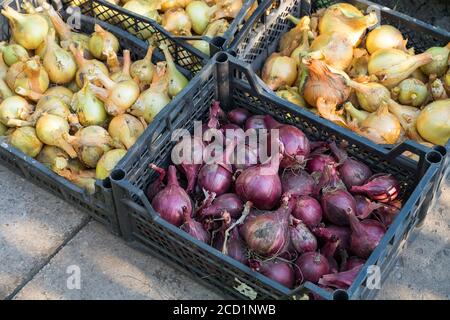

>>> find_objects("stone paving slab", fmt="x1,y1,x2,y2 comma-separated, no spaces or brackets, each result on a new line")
14,221,222,300
0,165,88,300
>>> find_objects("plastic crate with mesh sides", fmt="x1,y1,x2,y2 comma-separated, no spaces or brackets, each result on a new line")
110,53,444,300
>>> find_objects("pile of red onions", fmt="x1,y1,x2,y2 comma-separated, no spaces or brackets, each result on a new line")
145,101,402,296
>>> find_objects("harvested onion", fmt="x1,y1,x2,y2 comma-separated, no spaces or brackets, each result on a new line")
309,32,353,70
130,45,155,90
0,42,29,66
391,78,428,107
346,80,391,112
70,45,109,88
162,8,192,36
186,1,217,35
416,99,450,146
108,114,145,149
9,126,43,158
88,24,120,61
366,25,407,54
36,114,77,158
0,96,33,127
420,44,450,77
43,32,77,84
160,44,189,97
71,81,108,126
261,53,297,91
96,149,127,180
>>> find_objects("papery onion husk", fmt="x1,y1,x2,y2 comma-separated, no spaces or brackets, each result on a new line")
123,0,162,38
276,87,306,108
346,79,391,112
350,173,400,203
160,44,189,97
279,15,311,57
131,62,171,123
1,6,49,50
89,24,120,61
27,96,72,125
420,44,450,77
9,126,43,158
430,78,448,101
36,114,77,158
387,99,422,141
108,114,145,150
0,42,29,66
366,25,407,54
42,86,74,106
43,31,77,84
96,149,127,180
250,259,295,288
70,45,109,88
37,145,70,173
368,49,433,88
344,102,369,126
213,0,243,20
347,48,369,78
309,32,353,70
160,0,191,12
318,3,378,47
0,95,34,127
162,8,192,36
185,0,217,35
7,56,49,100
261,53,297,91
71,81,108,126
391,78,428,107
416,99,450,146
130,44,155,90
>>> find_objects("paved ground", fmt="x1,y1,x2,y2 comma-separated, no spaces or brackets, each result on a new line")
0,163,449,300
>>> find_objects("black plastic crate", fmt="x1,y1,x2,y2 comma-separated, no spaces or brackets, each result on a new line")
0,1,195,235
110,53,444,300
60,0,259,64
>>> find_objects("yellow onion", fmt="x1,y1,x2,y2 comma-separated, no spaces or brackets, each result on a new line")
27,96,72,125
70,45,109,88
420,44,450,77
276,87,306,108
391,78,428,107
186,1,217,35
9,126,43,158
309,32,353,70
387,99,422,141
71,81,108,126
316,97,349,128
43,32,77,84
42,2,91,57
96,149,127,180
0,122,8,135
0,96,33,127
131,62,171,123
0,42,29,66
160,0,191,12
213,0,243,20
88,24,120,61
160,44,189,97
162,8,192,36
93,0,120,23
58,163,97,194
279,15,311,57
189,19,229,56
344,101,369,125
21,0,53,30
110,50,133,82
430,78,448,101
444,70,450,95
1,6,48,50
417,99,450,145
108,114,145,149
368,49,433,88
410,68,428,83
319,3,378,47
0,79,13,101
346,79,391,112
130,45,155,89
261,53,297,91
37,145,70,173
351,103,402,144
347,48,369,78
88,69,140,116
123,0,162,39
366,25,407,54
36,114,77,158
303,59,350,107
67,125,114,168
42,86,74,106
0,52,7,80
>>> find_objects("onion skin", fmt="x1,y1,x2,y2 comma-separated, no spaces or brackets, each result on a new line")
9,126,43,158
281,169,315,197
295,252,330,284
347,80,391,113
108,114,145,150
420,44,450,77
227,108,250,126
350,173,399,203
43,86,74,106
172,136,204,193
162,8,192,36
339,158,372,189
0,96,33,127
88,24,120,61
290,219,318,254
261,53,297,91
152,165,192,227
71,82,108,126
313,225,351,250
130,45,155,90
197,163,233,196
321,188,357,226
181,208,210,244
292,195,323,228
354,195,382,219
306,154,336,174
276,87,306,108
244,115,267,131
235,154,282,210
96,149,127,180
250,260,295,288
416,99,450,146
318,265,363,289
0,43,29,66
43,32,76,84
36,114,77,158
309,32,353,70
366,25,407,54
392,78,428,107
348,213,385,259
197,193,244,220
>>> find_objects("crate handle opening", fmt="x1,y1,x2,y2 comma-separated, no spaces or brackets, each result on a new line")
110,169,126,182
332,289,349,300
432,145,447,158
425,151,443,165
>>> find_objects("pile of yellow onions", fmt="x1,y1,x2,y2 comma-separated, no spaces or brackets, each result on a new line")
0,3,190,193
260,2,450,147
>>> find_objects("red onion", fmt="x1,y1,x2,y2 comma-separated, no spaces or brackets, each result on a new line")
213,215,248,265
376,200,401,227
339,158,372,189
295,252,330,283
146,164,166,201
181,208,210,243
228,108,251,126
290,219,318,254
318,265,363,289
350,174,400,203
265,116,310,168
240,195,294,257
306,154,336,174
203,101,222,132
281,169,315,196
250,259,295,288
321,188,357,226
343,256,365,271
197,140,236,195
321,239,340,274
313,225,351,250
232,144,259,171
198,193,244,220
244,115,267,131
235,153,282,210
292,195,323,227
174,136,205,193
355,195,382,219
348,213,386,259
151,165,192,226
